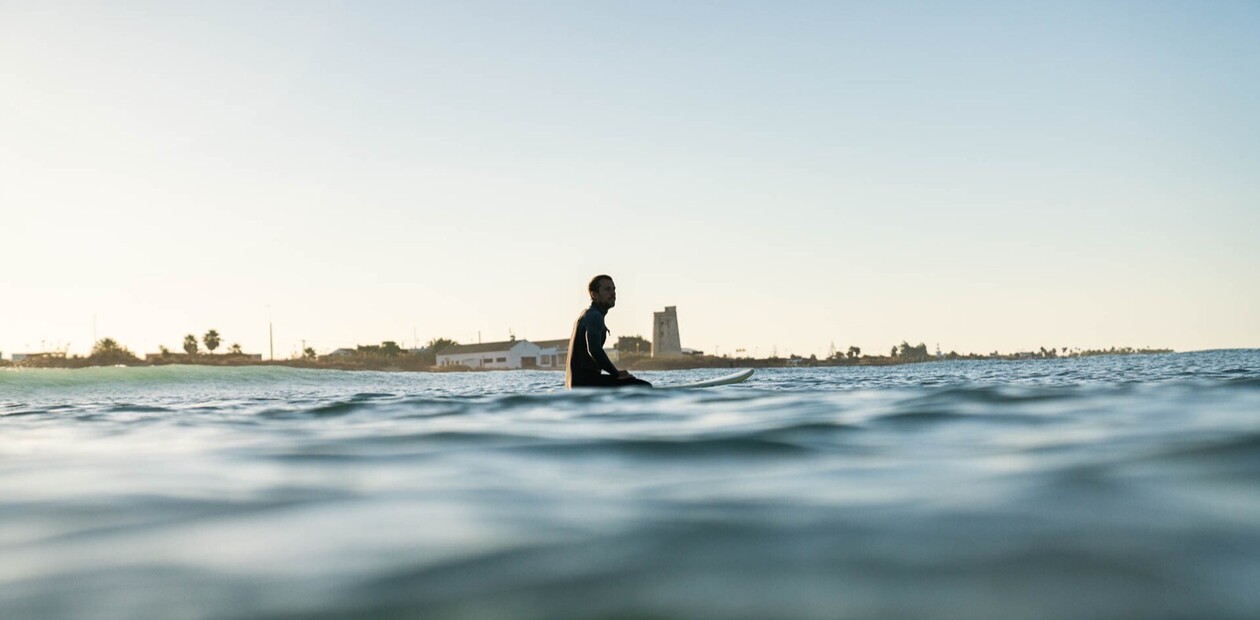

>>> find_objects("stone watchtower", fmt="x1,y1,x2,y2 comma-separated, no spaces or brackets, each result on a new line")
652,306,682,357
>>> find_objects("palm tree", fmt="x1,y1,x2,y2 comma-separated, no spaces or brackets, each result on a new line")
847,346,861,359
228,343,243,355
427,337,458,354
92,338,123,356
183,334,199,356
204,330,221,354
90,338,137,364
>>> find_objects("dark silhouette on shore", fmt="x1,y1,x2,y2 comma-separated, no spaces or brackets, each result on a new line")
3,333,1173,372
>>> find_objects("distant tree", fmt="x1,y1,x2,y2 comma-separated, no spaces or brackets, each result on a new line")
159,345,171,357
380,341,402,356
228,343,243,355
183,334,199,355
895,341,928,360
847,346,861,359
303,347,317,360
615,335,651,355
91,338,123,356
90,338,138,364
890,346,897,357
203,329,221,354
411,338,458,366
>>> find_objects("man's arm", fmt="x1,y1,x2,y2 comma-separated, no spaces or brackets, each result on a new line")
583,312,621,376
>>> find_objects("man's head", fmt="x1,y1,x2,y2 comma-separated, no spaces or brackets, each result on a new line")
588,274,616,309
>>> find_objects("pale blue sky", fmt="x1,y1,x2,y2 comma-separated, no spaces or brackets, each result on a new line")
3,1,1257,359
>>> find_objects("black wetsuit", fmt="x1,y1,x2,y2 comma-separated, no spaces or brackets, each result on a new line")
566,303,652,389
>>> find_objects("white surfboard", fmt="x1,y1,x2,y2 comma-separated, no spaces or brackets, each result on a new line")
660,368,755,388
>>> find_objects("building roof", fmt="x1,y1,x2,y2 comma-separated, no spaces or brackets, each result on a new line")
532,339,569,350
437,340,532,356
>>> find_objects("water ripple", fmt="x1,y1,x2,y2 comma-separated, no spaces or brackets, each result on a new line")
2,350,1259,619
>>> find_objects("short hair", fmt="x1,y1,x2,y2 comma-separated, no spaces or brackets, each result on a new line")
588,274,612,296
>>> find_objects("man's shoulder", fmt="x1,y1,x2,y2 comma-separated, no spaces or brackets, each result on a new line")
579,306,604,322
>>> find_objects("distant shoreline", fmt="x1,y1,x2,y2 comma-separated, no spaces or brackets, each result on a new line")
1,347,1177,372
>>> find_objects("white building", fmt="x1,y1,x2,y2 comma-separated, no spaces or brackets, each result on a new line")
532,339,569,370
434,338,620,370
11,352,66,362
436,339,543,370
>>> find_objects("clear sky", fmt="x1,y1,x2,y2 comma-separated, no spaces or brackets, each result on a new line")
3,1,1258,360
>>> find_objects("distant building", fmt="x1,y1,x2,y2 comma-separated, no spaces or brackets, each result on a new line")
11,352,67,362
436,339,543,369
532,339,569,370
325,348,357,358
652,306,682,357
428,337,619,370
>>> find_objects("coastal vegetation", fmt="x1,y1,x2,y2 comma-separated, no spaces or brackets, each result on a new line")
614,335,652,356
204,330,221,354
88,338,142,365
596,339,1172,371
2,333,1174,372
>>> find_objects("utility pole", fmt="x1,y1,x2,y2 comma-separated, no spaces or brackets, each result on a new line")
267,305,274,361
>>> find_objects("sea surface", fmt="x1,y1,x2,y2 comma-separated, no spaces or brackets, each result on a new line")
3,350,1259,620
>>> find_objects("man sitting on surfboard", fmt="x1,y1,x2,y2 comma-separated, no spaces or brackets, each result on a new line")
566,275,652,389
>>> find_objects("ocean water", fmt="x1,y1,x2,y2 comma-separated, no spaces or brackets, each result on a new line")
2,350,1259,620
